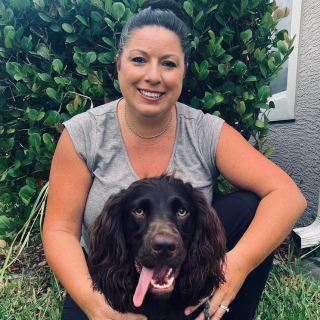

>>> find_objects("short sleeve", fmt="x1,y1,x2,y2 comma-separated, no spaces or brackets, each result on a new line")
196,113,225,177
63,111,96,174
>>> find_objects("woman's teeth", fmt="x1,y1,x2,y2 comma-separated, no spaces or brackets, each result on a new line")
139,89,163,98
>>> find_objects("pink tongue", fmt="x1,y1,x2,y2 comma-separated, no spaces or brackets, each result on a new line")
133,267,155,307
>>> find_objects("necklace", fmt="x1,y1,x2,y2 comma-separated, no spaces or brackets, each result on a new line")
124,102,173,139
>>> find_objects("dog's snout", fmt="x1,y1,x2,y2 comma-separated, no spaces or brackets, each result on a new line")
151,234,177,257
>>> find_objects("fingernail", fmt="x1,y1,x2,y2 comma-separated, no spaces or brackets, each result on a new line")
185,309,191,316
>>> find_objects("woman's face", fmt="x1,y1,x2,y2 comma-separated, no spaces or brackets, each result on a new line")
117,26,186,118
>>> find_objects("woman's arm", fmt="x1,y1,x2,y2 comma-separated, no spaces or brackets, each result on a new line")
215,123,306,270
43,129,146,320
185,123,307,320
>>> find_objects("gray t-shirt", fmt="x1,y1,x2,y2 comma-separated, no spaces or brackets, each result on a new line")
63,98,225,252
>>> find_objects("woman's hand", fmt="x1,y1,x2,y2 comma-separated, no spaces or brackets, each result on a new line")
184,250,251,320
87,291,147,320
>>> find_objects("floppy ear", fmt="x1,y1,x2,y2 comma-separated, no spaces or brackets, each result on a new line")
87,190,135,313
179,188,226,305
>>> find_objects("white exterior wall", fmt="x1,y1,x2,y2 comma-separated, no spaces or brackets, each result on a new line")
265,0,320,226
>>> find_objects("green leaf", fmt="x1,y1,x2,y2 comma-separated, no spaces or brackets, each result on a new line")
111,2,126,20
52,59,63,73
66,35,79,43
38,73,51,82
13,217,25,226
215,14,225,26
114,79,121,93
76,15,88,26
0,215,10,229
263,147,274,157
43,133,52,146
277,40,288,55
26,177,37,188
62,23,75,33
255,120,265,128
88,71,102,85
237,101,245,115
183,2,193,16
240,29,252,42
21,36,32,51
268,60,277,72
202,94,215,110
82,79,90,93
190,96,199,109
194,10,203,25
236,61,247,76
206,4,218,14
214,95,224,103
254,103,269,109
260,64,267,78
254,48,260,60
37,43,50,59
269,101,275,109
274,51,281,64
104,18,114,30
5,37,12,48
7,30,15,40
267,74,278,82
219,54,233,63
218,64,226,75
85,52,97,64
258,86,271,101
1,193,11,204
102,37,115,47
91,11,102,22
43,116,55,126
50,24,62,32
28,133,41,147
19,185,36,206
222,81,235,94
38,12,53,22
0,159,8,171
244,76,257,82
105,0,112,14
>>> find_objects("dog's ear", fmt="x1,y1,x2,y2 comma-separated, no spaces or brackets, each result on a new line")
87,190,134,313
180,188,226,305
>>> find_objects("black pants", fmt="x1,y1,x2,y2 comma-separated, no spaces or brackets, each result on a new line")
61,191,274,320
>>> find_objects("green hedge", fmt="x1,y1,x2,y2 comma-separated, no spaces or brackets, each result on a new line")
0,0,294,240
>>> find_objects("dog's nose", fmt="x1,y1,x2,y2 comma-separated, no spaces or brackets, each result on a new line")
151,234,177,257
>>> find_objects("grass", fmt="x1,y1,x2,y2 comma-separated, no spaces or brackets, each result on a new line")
0,267,64,320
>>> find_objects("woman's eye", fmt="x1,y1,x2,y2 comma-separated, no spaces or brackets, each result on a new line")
132,57,145,64
134,208,144,216
178,208,187,217
163,61,177,68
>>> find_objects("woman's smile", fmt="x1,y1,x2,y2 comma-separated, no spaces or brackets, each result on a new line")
116,25,186,119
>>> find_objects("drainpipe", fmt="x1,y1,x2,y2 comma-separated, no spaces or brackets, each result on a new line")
292,191,320,249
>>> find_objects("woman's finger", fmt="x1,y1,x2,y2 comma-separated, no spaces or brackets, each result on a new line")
210,305,227,320
184,297,208,316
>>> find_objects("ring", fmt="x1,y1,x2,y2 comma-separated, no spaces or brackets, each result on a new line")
219,305,230,312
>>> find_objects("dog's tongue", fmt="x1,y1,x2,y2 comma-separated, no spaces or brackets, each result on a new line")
133,266,155,307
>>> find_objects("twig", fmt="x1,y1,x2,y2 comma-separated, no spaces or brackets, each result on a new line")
9,87,15,101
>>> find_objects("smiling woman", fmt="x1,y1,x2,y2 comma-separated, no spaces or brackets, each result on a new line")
42,0,307,320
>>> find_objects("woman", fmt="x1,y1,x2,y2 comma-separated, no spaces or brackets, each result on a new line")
43,1,307,319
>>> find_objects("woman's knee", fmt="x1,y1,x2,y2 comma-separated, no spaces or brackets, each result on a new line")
212,191,261,250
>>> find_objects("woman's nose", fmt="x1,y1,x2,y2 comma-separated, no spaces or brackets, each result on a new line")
144,62,161,85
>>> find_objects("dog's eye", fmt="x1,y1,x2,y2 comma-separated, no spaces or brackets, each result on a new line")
178,208,187,217
134,208,144,216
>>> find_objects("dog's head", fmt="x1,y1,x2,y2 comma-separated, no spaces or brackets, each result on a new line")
88,174,226,313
